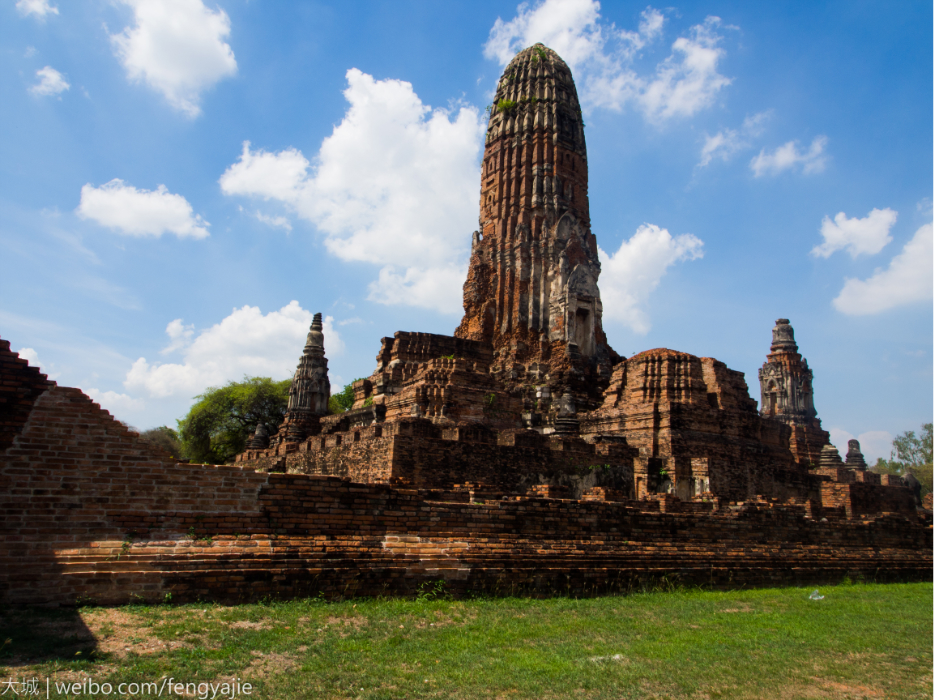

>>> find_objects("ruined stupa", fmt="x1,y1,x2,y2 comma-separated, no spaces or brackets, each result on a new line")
758,318,828,466
273,312,330,445
455,43,618,409
845,439,868,469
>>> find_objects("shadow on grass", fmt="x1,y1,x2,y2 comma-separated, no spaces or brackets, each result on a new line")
0,606,101,668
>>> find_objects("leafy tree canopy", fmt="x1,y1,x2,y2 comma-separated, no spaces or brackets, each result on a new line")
139,426,184,461
328,378,363,414
177,376,291,464
871,422,932,495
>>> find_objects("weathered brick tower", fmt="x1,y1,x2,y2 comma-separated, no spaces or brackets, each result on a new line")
275,312,330,444
758,318,828,466
455,44,618,407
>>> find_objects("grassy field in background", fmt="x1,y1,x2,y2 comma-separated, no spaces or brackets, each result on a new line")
1,582,930,699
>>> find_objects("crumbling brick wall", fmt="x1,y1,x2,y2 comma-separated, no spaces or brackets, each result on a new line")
0,339,54,451
1,347,928,607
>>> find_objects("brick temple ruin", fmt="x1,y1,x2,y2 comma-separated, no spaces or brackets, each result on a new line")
1,45,929,606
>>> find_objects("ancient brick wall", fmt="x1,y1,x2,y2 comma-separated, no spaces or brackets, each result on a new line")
4,465,929,606
2,363,928,608
0,339,54,451
240,418,636,498
820,480,915,518
0,386,268,547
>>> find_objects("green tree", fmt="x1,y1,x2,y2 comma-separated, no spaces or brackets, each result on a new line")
139,426,184,460
871,422,933,495
177,377,291,464
328,378,363,414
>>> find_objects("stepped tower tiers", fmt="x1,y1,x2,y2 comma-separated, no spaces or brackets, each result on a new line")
275,312,330,444
758,319,828,466
455,44,618,406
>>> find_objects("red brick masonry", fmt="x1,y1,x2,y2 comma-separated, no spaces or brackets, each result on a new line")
1,340,930,606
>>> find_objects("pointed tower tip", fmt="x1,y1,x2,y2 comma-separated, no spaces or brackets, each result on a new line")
311,312,323,331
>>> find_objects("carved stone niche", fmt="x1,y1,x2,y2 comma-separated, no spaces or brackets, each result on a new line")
564,265,599,357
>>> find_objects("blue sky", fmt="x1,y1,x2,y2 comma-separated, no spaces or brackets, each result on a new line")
1,0,930,462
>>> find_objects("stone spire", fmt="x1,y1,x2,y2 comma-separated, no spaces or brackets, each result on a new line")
248,422,269,450
758,319,817,425
844,439,868,470
281,312,330,442
819,443,844,469
455,43,617,400
758,318,829,468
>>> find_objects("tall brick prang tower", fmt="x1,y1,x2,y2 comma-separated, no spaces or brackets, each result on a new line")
758,318,828,466
759,319,816,423
455,44,618,405
278,312,330,444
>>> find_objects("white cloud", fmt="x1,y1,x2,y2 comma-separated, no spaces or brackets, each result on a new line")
484,2,732,121
220,69,485,313
750,136,827,177
16,0,58,18
812,208,897,259
77,179,210,239
29,66,69,96
160,318,194,354
18,347,40,367
254,211,292,232
487,0,625,67
828,427,893,465
638,17,732,120
598,224,704,333
110,0,237,118
832,223,933,315
124,301,343,399
86,388,145,415
367,263,467,313
698,111,769,167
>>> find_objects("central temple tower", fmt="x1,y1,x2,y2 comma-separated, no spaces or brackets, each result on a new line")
455,44,617,403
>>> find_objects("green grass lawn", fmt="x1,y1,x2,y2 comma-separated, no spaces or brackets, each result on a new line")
1,582,930,699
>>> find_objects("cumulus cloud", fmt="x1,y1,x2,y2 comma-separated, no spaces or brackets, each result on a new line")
812,208,896,259
698,111,769,167
86,388,145,415
110,0,237,117
367,263,467,313
832,223,933,315
18,347,41,367
16,0,58,18
77,179,209,239
220,69,484,313
598,224,704,333
485,1,732,120
750,136,827,177
125,301,343,399
29,66,70,96
160,318,194,354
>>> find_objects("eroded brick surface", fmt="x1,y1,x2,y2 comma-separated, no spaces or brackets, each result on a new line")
1,349,929,606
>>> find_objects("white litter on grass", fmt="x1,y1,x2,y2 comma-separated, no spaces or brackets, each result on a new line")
590,654,625,663
809,590,825,600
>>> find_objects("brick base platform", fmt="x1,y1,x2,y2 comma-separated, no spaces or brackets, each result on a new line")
0,341,927,606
